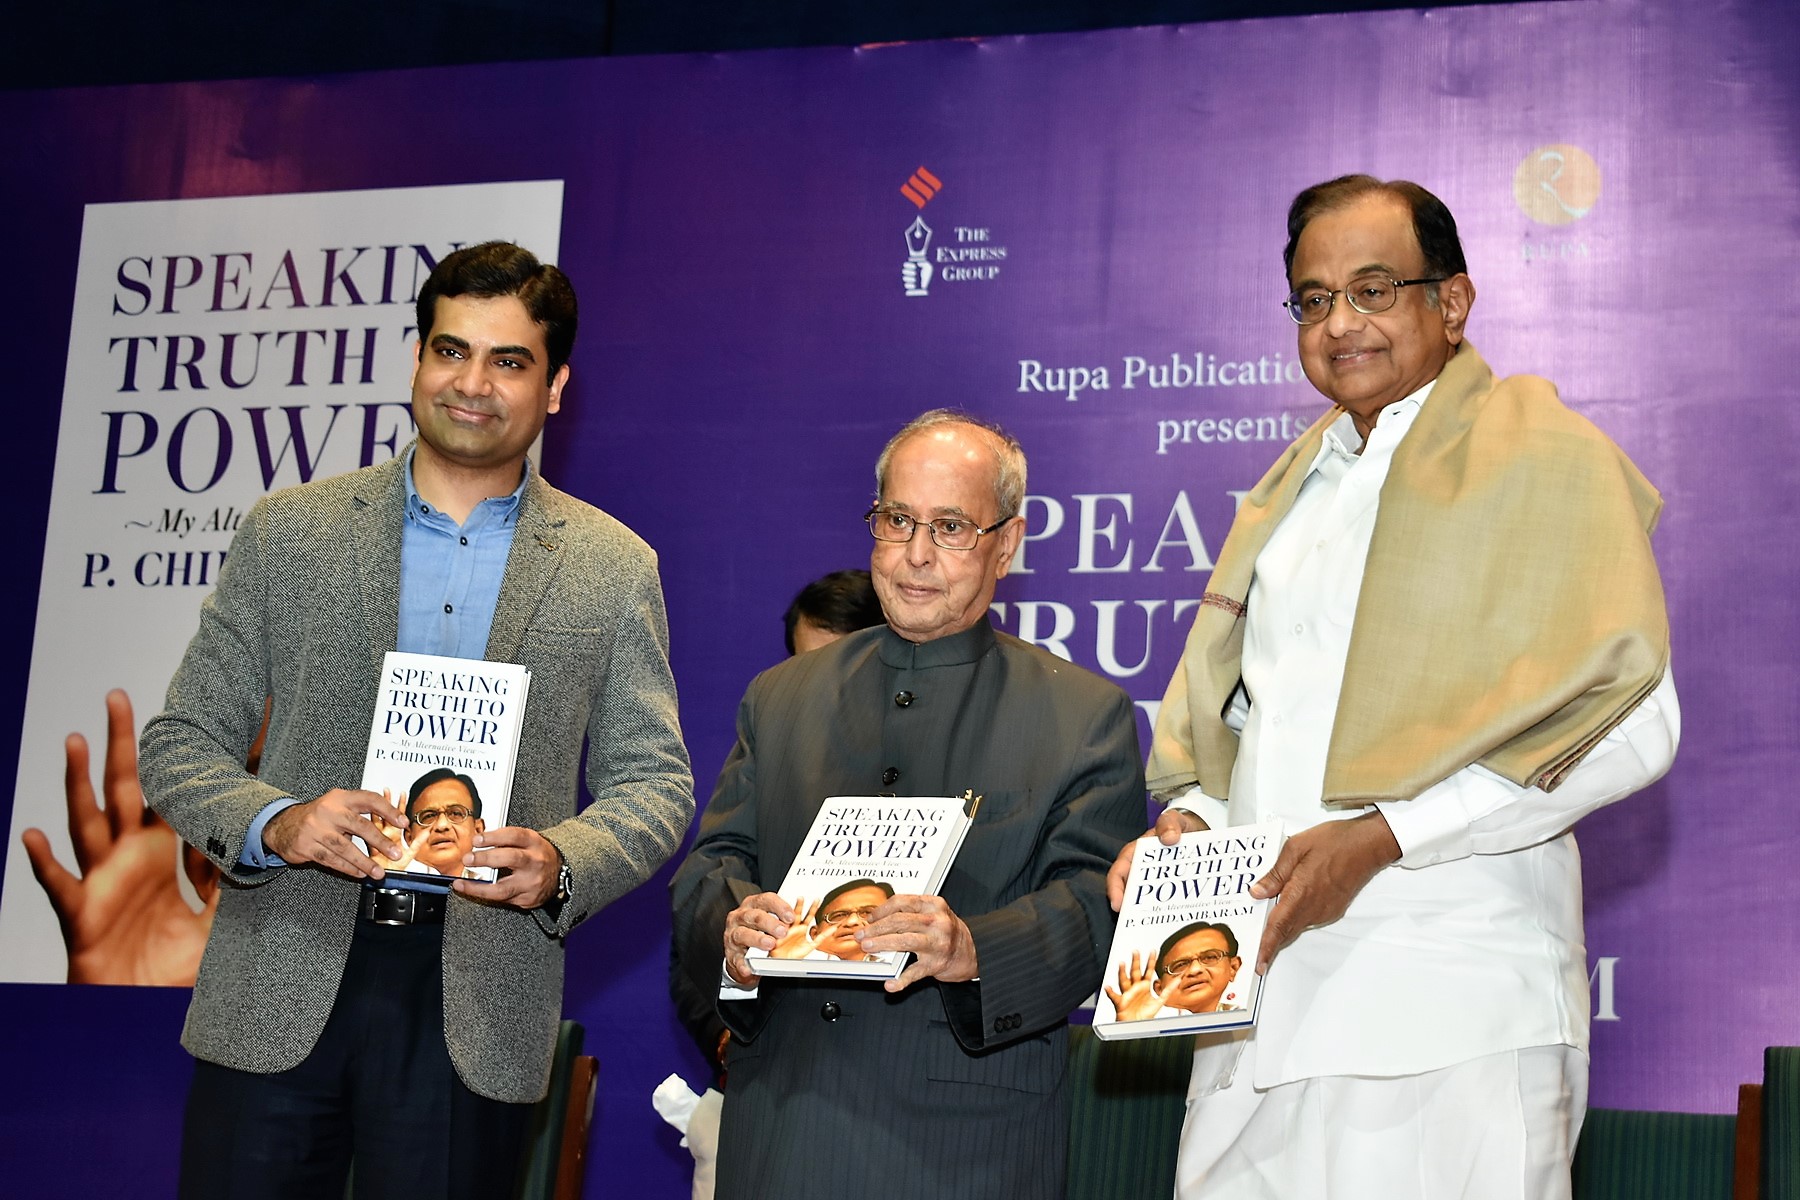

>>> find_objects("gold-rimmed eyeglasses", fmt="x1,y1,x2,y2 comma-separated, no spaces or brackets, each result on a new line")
865,507,1009,551
1283,274,1445,326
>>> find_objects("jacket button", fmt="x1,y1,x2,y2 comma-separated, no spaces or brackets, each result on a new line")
881,767,899,786
894,691,914,707
820,1002,841,1022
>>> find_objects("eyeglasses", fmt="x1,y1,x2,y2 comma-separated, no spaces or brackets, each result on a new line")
821,906,880,925
414,805,473,825
1283,274,1446,326
1159,949,1235,976
866,507,1009,551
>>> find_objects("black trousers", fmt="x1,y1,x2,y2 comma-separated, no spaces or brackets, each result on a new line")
178,918,532,1200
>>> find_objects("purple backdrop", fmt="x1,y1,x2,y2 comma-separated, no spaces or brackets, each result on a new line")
4,0,1798,1193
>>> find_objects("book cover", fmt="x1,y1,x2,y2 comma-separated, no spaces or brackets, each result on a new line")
747,793,979,981
355,651,531,886
1092,819,1285,1040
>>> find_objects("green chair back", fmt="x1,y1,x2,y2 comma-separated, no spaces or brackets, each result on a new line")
515,1020,587,1200
1765,1046,1800,1200
1573,1107,1737,1200
1065,1025,1191,1200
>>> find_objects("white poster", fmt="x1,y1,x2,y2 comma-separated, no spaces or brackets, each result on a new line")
0,181,564,983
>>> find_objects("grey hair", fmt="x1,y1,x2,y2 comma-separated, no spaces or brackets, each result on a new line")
873,409,1027,522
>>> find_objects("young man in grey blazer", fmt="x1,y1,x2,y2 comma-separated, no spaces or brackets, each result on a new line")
141,242,693,1199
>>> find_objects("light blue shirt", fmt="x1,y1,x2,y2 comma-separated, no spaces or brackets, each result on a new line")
395,452,525,659
239,449,528,871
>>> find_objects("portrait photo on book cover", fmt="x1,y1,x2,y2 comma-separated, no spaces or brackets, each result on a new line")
368,767,490,882
1105,920,1249,1021
768,878,895,962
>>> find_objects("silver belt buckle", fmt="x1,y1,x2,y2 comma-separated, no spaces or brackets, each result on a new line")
372,887,413,925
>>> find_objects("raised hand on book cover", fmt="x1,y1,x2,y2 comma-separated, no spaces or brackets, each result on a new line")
723,891,809,985
768,897,826,959
1104,950,1165,1022
22,688,221,986
373,794,429,873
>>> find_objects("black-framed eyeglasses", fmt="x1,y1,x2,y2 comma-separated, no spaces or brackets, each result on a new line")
865,506,1010,551
414,805,473,826
1159,949,1235,976
1283,274,1446,326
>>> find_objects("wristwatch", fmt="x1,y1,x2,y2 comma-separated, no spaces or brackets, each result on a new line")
542,858,574,921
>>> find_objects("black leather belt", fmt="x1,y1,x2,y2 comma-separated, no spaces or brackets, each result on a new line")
359,887,448,925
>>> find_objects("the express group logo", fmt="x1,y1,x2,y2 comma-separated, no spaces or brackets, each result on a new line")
904,216,934,296
894,164,1008,298
901,166,943,209
1513,144,1602,265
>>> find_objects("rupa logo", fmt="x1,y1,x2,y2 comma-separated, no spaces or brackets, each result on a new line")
1514,144,1602,266
1513,144,1601,225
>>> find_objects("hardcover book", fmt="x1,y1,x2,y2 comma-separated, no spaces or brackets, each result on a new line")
354,651,531,886
1092,819,1285,1040
746,793,980,981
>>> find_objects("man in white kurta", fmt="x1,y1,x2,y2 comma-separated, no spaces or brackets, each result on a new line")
1117,176,1678,1200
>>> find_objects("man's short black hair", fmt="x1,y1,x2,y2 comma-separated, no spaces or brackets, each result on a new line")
1282,175,1468,292
405,767,483,820
1155,920,1240,975
415,241,578,380
812,878,894,929
783,569,885,656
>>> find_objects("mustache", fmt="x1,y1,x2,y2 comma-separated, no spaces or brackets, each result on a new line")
437,396,500,417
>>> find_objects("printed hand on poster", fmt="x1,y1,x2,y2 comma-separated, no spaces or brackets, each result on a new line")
20,689,223,986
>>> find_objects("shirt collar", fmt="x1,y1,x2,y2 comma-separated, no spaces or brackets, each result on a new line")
1310,375,1440,472
877,616,998,669
403,446,531,524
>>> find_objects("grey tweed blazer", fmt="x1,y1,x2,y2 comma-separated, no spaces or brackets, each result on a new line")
140,450,693,1103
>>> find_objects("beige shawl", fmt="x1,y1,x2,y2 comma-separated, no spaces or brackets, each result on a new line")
1147,344,1668,806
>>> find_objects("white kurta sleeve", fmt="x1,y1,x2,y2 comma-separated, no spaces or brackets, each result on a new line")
1376,667,1680,868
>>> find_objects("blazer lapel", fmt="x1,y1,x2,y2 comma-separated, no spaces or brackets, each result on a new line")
486,473,567,664
350,456,406,670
